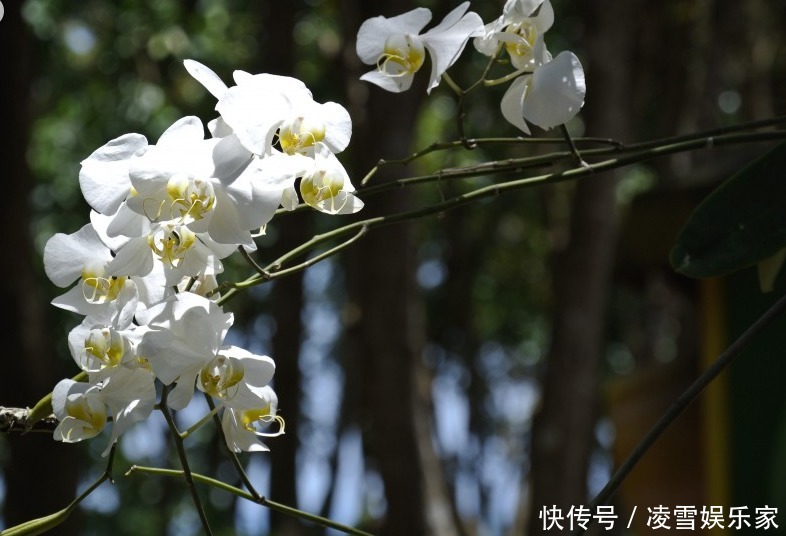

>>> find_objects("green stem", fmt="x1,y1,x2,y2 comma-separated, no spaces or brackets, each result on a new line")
159,385,214,536
560,124,588,167
440,72,463,96
218,223,369,304
219,129,786,300
356,114,785,188
204,394,262,500
179,403,221,439
441,72,477,150
465,46,504,92
483,67,531,86
126,465,376,536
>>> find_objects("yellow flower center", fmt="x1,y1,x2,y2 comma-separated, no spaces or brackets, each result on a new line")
504,20,539,66
147,223,196,268
84,327,125,369
166,175,216,223
62,396,107,441
278,116,326,154
238,406,286,437
200,354,245,400
300,169,345,207
81,261,128,304
377,34,425,76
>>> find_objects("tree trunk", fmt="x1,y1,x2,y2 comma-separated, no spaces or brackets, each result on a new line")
0,3,80,532
525,1,636,533
248,3,309,533
340,0,428,533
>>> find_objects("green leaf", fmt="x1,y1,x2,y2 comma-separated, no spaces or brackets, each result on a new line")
670,142,786,278
0,506,73,536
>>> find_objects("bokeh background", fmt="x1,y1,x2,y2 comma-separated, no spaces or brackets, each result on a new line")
2,0,786,535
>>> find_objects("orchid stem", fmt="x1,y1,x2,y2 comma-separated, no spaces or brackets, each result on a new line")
126,465,376,536
561,124,589,168
159,384,214,536
180,403,222,439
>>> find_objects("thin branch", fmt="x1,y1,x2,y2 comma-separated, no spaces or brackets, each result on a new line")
561,123,589,168
358,125,786,199
441,72,476,150
359,137,624,186
0,406,59,433
218,129,786,302
159,384,214,536
204,393,262,501
218,223,369,304
126,465,376,536
357,114,786,190
575,291,786,535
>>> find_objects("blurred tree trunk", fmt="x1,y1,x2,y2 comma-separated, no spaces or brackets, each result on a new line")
250,2,309,534
524,1,636,533
0,3,80,532
339,0,430,534
268,215,309,536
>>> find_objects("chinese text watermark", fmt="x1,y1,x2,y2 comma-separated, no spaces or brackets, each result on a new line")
539,505,779,531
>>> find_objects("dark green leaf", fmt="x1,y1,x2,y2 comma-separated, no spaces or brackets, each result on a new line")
670,142,786,278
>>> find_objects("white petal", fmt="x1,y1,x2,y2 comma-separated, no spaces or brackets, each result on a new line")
108,238,154,278
183,59,229,100
423,6,484,93
319,191,365,215
356,7,433,65
44,224,112,287
79,133,148,215
216,87,290,155
522,51,586,130
208,116,234,138
504,0,545,20
101,367,156,454
105,201,150,239
532,0,555,34
321,102,352,154
500,75,532,134
359,69,415,93
52,379,78,419
242,152,312,191
473,19,506,56
156,116,205,148
206,187,255,248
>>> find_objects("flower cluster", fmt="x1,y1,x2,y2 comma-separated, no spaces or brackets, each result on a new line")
43,60,362,455
40,0,585,460
357,0,586,134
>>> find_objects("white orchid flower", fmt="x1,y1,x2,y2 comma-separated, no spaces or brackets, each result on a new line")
474,0,555,71
198,346,276,409
66,298,146,376
356,1,484,93
52,379,107,443
135,293,234,410
44,221,140,319
106,218,234,287
300,143,364,215
123,116,286,249
221,386,283,453
52,366,156,456
500,50,585,134
185,59,352,157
